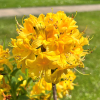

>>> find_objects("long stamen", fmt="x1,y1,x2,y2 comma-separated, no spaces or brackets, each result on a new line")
74,68,89,75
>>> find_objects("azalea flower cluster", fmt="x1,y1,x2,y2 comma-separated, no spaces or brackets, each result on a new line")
30,69,76,100
0,45,11,99
11,11,89,84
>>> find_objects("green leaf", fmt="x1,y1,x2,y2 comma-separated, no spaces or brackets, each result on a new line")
3,35,6,50
26,77,32,87
0,71,8,75
17,95,30,100
20,86,27,95
15,80,24,90
10,77,16,90
10,68,19,77
45,90,51,94
3,64,11,73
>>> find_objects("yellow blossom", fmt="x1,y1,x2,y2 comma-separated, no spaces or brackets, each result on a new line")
20,80,27,87
30,69,76,99
0,75,3,81
0,45,13,70
11,11,90,84
18,75,23,81
30,78,52,100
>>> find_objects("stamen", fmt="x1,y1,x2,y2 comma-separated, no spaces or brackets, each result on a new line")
74,68,89,75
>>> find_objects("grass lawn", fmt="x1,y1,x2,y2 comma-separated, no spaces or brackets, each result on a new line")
0,0,100,8
0,11,100,100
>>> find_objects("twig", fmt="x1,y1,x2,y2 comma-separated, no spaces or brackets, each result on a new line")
51,70,57,100
52,83,57,100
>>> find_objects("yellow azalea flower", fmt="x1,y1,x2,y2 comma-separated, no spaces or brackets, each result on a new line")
0,89,3,94
30,78,52,100
11,11,90,84
0,45,13,70
56,69,76,98
18,76,27,87
0,75,3,81
30,70,76,99
0,67,4,71
44,67,75,84
0,78,11,93
56,11,78,33
11,38,37,72
18,75,23,81
20,80,27,87
26,52,60,79
44,69,63,84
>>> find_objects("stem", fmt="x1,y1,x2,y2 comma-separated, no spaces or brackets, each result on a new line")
13,92,16,100
52,83,57,100
51,70,57,100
